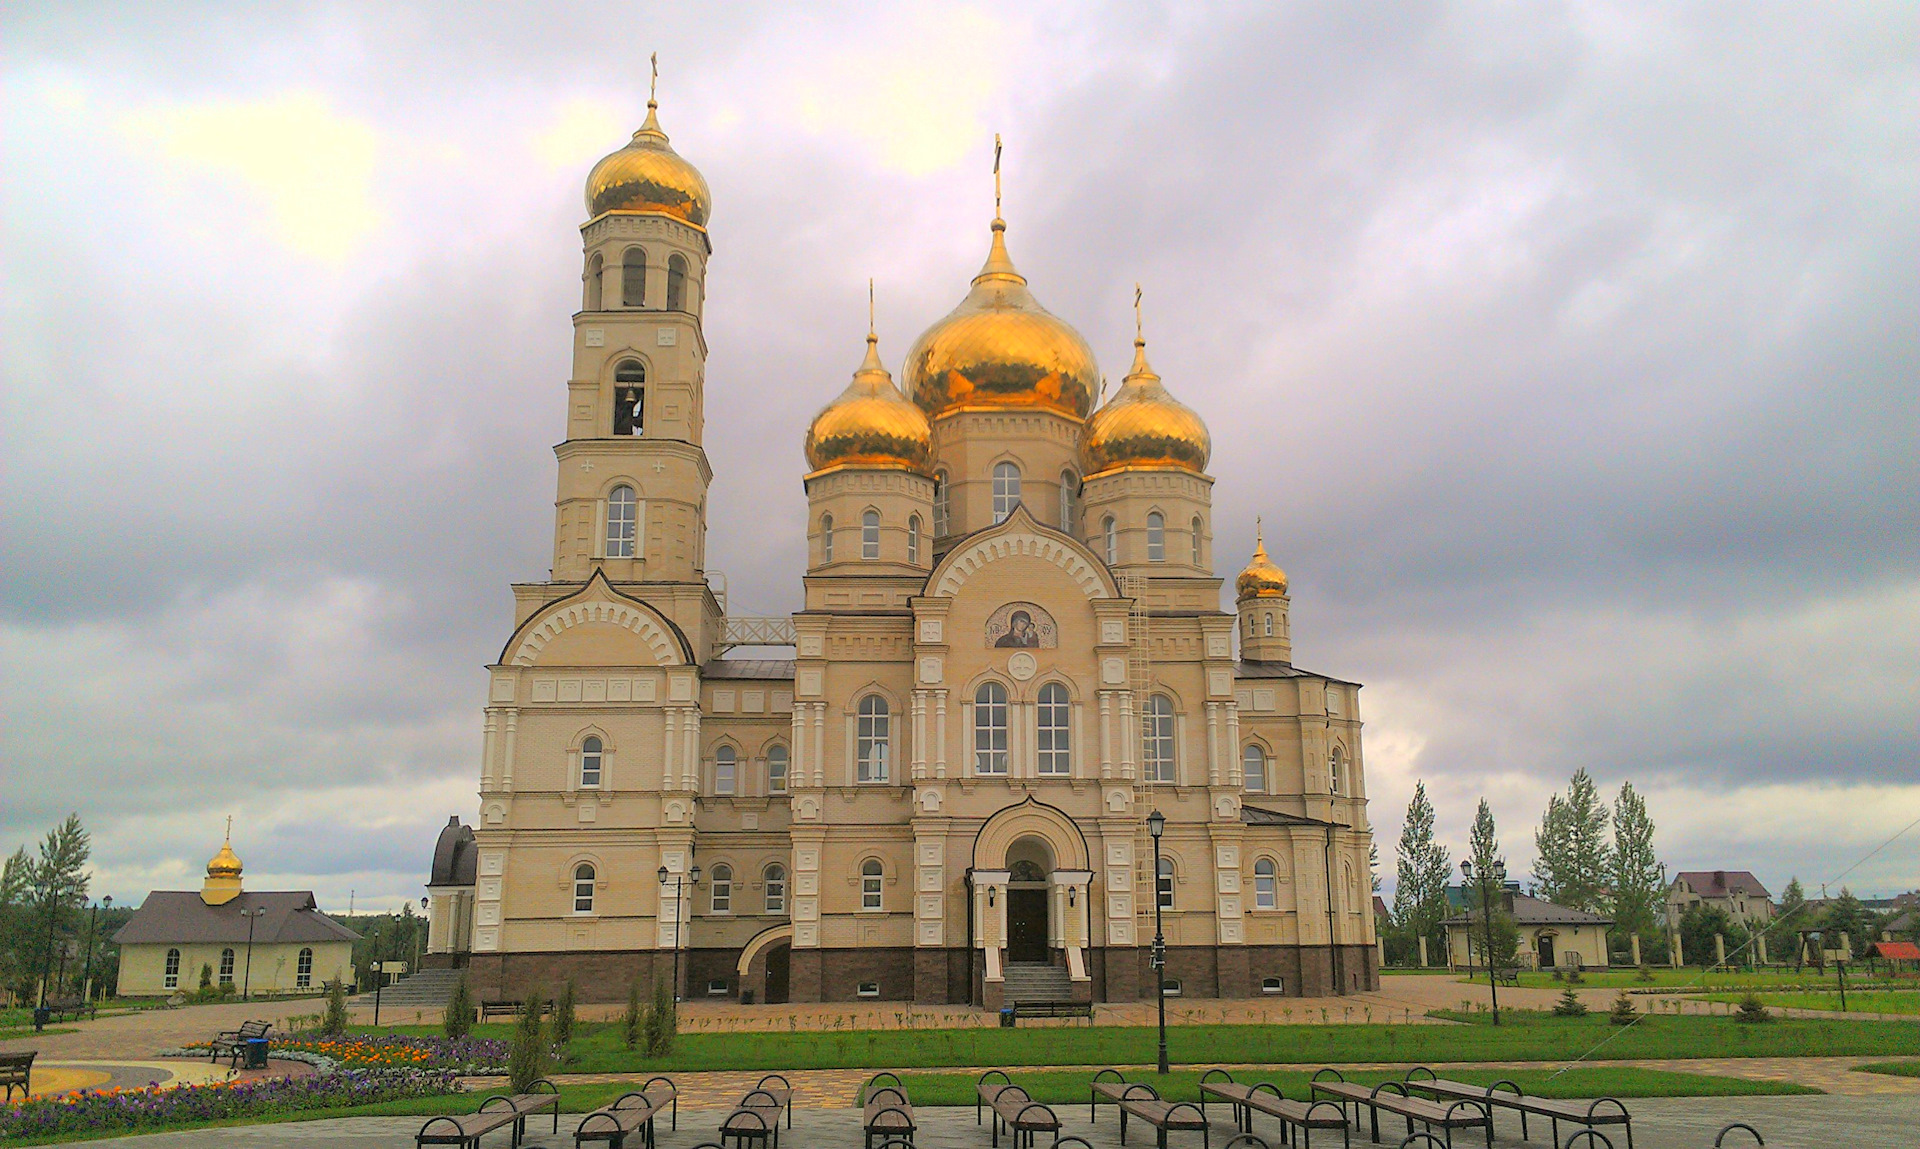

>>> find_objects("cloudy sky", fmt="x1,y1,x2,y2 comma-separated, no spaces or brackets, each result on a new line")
4,2,1915,915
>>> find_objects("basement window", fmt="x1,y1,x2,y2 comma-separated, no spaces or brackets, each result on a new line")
1161,978,1183,997
857,981,880,998
1262,977,1284,994
706,980,729,997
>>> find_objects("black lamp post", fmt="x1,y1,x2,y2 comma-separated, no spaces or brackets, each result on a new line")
657,864,701,1003
81,895,111,1002
416,896,429,973
239,906,267,1001
1147,809,1169,1074
1461,858,1506,1026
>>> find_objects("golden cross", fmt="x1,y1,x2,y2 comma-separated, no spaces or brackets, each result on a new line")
650,53,658,103
993,133,1003,218
868,277,876,336
1134,283,1144,342
1256,515,1264,544
225,813,232,840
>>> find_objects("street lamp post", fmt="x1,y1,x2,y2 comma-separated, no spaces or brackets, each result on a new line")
656,865,702,1003
416,896,429,973
1147,809,1169,1075
81,895,112,1003
1461,858,1506,1026
239,906,267,1002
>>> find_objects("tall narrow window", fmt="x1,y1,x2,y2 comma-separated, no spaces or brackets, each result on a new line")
164,948,181,989
585,253,603,311
622,246,647,307
1103,516,1117,564
992,462,1021,523
1242,744,1267,794
1329,746,1345,795
1143,694,1176,783
605,486,637,558
614,360,645,435
766,745,788,794
932,471,950,536
666,253,688,311
764,864,787,913
861,510,880,560
1191,516,1203,565
710,864,733,913
1254,859,1277,909
820,514,834,563
573,863,596,913
861,859,884,910
1264,613,1274,637
974,682,1009,774
219,948,235,985
907,515,921,564
296,947,314,988
1146,512,1166,562
714,745,736,795
580,736,604,788
1037,682,1071,775
1059,470,1078,532
1157,857,1175,910
857,695,890,782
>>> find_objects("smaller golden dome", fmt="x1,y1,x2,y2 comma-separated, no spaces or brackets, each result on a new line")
1236,525,1288,599
1082,338,1211,476
584,101,712,227
207,836,242,877
805,332,933,474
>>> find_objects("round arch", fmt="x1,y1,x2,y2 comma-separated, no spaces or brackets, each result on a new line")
972,797,1091,871
735,923,794,977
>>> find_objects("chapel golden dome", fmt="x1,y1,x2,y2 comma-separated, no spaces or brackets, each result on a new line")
805,332,933,474
1082,337,1211,476
201,824,244,906
1236,527,1289,599
902,219,1099,421
584,101,712,227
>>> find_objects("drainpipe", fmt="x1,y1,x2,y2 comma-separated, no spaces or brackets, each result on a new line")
1323,824,1342,995
964,868,976,1006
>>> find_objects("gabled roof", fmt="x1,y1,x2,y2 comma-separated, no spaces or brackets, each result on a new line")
1443,890,1612,928
1673,870,1771,900
113,891,360,947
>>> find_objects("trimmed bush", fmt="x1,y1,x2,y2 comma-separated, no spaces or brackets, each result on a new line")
1553,986,1589,1017
553,980,577,1051
443,974,474,1039
623,980,643,1050
507,991,547,1092
1736,992,1772,1024
1609,992,1638,1026
322,979,349,1037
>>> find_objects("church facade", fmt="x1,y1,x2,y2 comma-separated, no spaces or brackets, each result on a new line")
429,93,1378,1006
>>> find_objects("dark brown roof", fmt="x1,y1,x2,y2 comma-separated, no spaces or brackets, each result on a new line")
1241,804,1339,828
1674,870,1771,900
1234,660,1360,686
429,816,476,888
1444,891,1612,928
112,891,360,946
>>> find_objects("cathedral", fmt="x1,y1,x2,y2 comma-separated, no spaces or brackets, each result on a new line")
424,89,1378,1006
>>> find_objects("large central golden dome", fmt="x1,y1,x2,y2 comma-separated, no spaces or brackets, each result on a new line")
903,219,1099,420
806,332,933,475
585,101,712,227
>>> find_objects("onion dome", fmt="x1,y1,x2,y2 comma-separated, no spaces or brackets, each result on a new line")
1236,524,1289,599
903,218,1099,420
1082,336,1211,476
206,836,243,877
805,331,933,474
584,100,712,227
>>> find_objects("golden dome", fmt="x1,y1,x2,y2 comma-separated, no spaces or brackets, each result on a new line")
584,101,711,227
1236,526,1288,599
1082,338,1211,476
206,836,242,877
903,219,1099,420
805,332,933,474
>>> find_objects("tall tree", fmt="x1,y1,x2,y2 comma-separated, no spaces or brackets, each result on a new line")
1607,782,1662,948
1467,799,1518,967
28,815,90,1001
1534,768,1611,911
1820,888,1874,958
0,847,32,995
1393,782,1453,953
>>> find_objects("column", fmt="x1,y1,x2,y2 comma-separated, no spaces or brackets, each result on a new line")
1052,870,1094,984
1098,692,1115,780
501,710,519,790
934,690,949,779
972,870,1011,987
1205,702,1222,786
911,690,928,781
1225,702,1242,787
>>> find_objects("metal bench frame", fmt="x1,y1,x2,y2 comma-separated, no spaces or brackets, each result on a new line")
1199,1070,1349,1149
1403,1069,1631,1149
574,1075,677,1149
1311,1070,1491,1149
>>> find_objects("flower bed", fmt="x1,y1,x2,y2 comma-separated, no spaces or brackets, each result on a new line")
0,1067,459,1141
274,1034,508,1075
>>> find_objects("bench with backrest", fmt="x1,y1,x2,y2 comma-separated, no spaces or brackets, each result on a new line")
208,1019,272,1067
0,1052,34,1102
1089,1069,1137,1122
40,997,97,1022
720,1076,792,1149
1199,1069,1350,1149
416,1078,559,1149
1403,1070,1632,1149
861,1072,916,1149
574,1075,677,1149
976,1070,1061,1149
1010,1000,1094,1021
1115,1082,1211,1149
479,999,552,1021
1310,1070,1491,1149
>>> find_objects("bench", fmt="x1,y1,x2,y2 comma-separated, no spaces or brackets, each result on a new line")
1310,1071,1491,1149
0,1052,33,1102
1200,1070,1350,1149
575,1075,677,1149
976,1070,1061,1149
1404,1070,1632,1149
208,1019,272,1068
1089,1069,1137,1121
479,999,551,1021
720,1076,792,1149
1115,1083,1211,1149
40,997,96,1023
416,1078,559,1149
1494,969,1520,987
861,1072,917,1149
1011,1000,1094,1021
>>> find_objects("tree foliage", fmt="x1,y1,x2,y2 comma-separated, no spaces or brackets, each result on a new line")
1607,782,1663,949
1534,769,1610,912
1465,799,1520,968
507,991,548,1093
1679,903,1749,968
443,973,474,1039
1392,782,1453,958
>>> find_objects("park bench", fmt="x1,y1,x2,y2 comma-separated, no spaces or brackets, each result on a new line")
1404,1070,1633,1149
1714,1123,1786,1149
1494,968,1520,987
208,1019,272,1068
720,1076,792,1149
0,1052,34,1102
479,999,551,1021
574,1075,677,1149
861,1072,917,1149
1011,1000,1094,1021
1310,1071,1491,1149
976,1070,1061,1149
39,997,96,1023
1114,1082,1211,1149
1089,1069,1139,1121
1200,1070,1350,1149
416,1078,558,1149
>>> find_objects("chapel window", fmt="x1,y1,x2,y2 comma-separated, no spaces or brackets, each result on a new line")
573,863,596,913
622,247,647,307
1264,612,1274,637
974,682,1009,775
714,745,736,795
580,735,604,787
585,253,603,311
1330,746,1345,795
862,510,880,560
1147,512,1166,562
614,360,645,435
766,744,788,794
1103,516,1117,565
1254,859,1278,909
857,695,890,782
666,253,688,311
1059,470,1078,532
1037,682,1070,775
297,947,314,988
1191,516,1202,565
907,515,922,564
219,948,235,985
764,864,787,913
606,486,637,557
933,471,950,536
710,863,733,913
1243,744,1267,794
821,514,834,563
1142,694,1176,783
164,948,181,989
861,859,884,910
992,462,1021,523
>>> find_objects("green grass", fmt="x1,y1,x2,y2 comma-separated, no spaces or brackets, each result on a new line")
1851,1060,1920,1078
1699,990,1920,1016
0,1025,76,1040
1482,968,1914,992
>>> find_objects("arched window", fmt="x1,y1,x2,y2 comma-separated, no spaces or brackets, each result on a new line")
585,253,603,311
1329,746,1345,795
580,736,604,788
861,859,884,910
766,744,789,794
1103,516,1117,564
710,863,733,913
861,509,881,560
1142,694,1176,783
1157,857,1175,910
622,246,646,307
1254,859,1277,909
907,515,921,564
614,360,645,436
857,695,890,782
666,253,688,311
1242,744,1267,794
764,864,787,913
1191,516,1203,565
1037,682,1070,775
219,948,235,985
573,863,596,913
820,514,834,563
296,947,314,988
714,745,736,795
1263,612,1274,637
992,462,1021,523
1059,470,1078,532
1146,512,1166,562
164,948,181,989
974,682,1009,774
606,486,637,558
932,471,950,536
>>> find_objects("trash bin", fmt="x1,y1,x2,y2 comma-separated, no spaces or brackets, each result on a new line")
999,1006,1016,1028
32,1007,49,1033
244,1038,269,1070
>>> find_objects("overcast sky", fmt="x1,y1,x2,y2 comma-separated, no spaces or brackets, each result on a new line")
4,2,1916,915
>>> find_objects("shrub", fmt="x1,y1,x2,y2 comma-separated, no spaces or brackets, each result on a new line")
507,991,547,1093
552,980,577,1051
1553,986,1589,1017
623,980,643,1050
322,979,349,1037
198,964,213,992
1566,966,1584,985
443,974,474,1040
1736,992,1772,1024
1636,964,1655,983
1609,992,1638,1026
643,978,675,1058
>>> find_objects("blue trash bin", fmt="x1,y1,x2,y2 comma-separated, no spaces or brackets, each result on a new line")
999,1006,1016,1028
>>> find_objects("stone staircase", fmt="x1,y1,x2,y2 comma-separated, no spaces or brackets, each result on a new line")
1001,961,1074,1003
354,966,463,1008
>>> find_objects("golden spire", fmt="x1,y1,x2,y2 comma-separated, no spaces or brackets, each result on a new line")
1236,520,1289,600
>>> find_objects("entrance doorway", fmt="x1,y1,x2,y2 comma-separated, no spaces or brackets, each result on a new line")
764,943,790,1004
1536,934,1555,970
1007,890,1048,962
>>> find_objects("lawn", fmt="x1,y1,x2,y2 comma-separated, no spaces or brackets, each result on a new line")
1853,1061,1920,1078
1699,990,1920,1016
1475,968,1910,992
